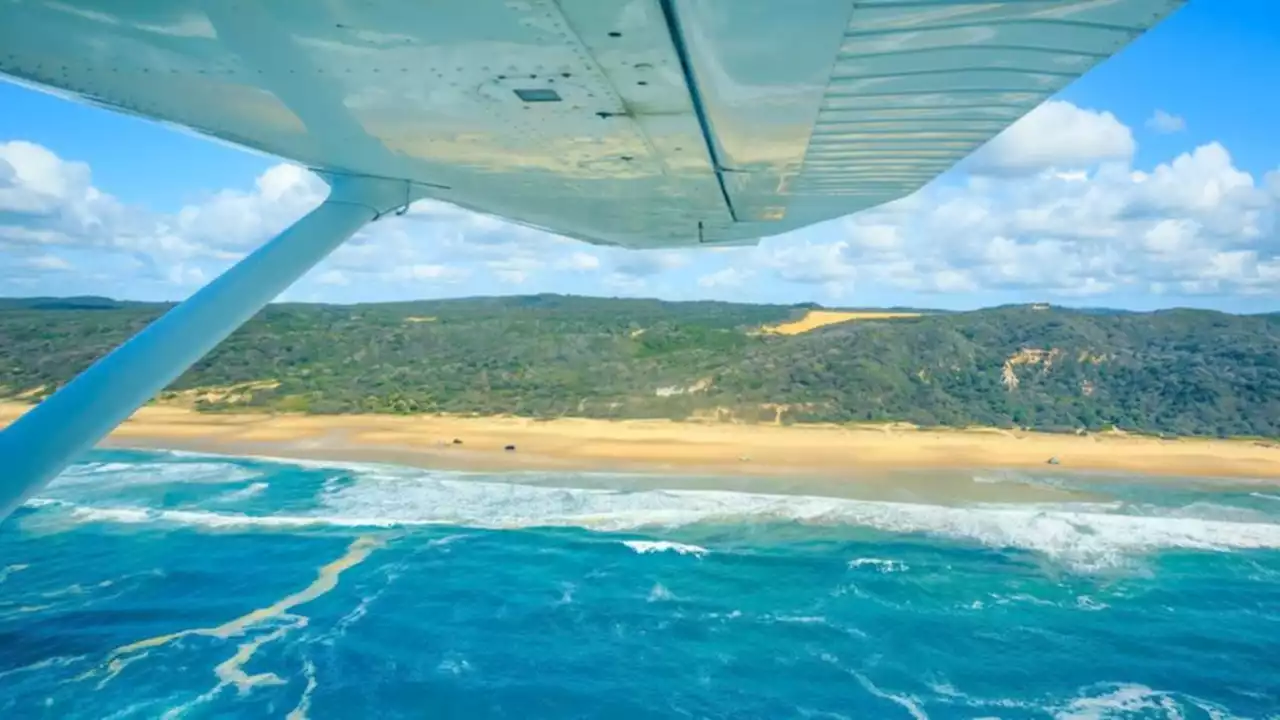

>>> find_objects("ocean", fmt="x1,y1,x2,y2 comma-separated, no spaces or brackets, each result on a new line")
2,449,1278,719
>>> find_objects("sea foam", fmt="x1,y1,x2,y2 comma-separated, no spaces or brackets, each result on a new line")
847,558,908,573
622,540,709,557
49,461,260,489
30,458,1280,572
315,472,1280,570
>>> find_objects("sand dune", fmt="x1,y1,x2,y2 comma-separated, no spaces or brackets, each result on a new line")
3,402,1278,481
759,310,922,335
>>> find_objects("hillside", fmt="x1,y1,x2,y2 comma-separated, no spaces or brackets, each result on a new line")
1,295,1278,438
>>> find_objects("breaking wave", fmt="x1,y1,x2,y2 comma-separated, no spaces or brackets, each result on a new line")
848,558,908,573
622,540,709,557
25,457,1280,572
49,461,260,488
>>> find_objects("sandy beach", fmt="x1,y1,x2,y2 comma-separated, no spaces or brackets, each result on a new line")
3,401,1279,483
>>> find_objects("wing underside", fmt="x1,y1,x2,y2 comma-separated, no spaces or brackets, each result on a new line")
0,0,1183,247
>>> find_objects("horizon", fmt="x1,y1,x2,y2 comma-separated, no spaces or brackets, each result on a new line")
4,292,1278,317
3,2,1279,314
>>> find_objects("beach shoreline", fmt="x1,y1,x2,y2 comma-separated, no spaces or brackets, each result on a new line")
3,401,1279,484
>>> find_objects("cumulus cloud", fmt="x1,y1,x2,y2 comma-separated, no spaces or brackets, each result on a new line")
697,267,753,289
170,164,326,253
968,101,1135,175
1146,109,1187,134
758,139,1279,298
2,98,1278,306
757,238,858,285
0,140,134,251
0,139,588,297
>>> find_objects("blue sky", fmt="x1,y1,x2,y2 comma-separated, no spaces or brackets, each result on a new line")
2,1,1279,312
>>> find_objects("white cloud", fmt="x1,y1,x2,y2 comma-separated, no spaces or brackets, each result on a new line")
758,238,858,285
1146,109,1187,134
756,131,1280,298
390,264,469,283
697,267,753,289
26,253,72,270
0,140,134,251
315,269,350,286
969,101,1135,175
1127,142,1264,226
2,99,1278,307
0,141,91,212
601,272,649,294
0,142,582,297
558,252,601,271
488,255,543,284
169,164,325,255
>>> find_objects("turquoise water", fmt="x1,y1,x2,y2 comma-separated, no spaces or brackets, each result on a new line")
2,450,1279,718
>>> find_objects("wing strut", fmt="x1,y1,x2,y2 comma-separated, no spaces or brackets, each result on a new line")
0,173,421,521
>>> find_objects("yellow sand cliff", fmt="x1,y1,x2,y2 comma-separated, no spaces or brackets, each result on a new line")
759,310,922,335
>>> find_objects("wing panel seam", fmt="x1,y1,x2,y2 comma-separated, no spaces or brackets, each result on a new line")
656,0,738,223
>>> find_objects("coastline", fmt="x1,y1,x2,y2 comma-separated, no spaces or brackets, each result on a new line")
3,401,1279,484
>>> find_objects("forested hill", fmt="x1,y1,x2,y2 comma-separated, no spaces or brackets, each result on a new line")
2,295,1278,439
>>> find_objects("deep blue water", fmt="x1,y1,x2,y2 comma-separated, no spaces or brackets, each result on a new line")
2,449,1279,718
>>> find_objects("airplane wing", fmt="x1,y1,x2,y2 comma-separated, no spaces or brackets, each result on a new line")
0,0,1183,248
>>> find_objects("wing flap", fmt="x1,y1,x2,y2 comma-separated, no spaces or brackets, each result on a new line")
788,0,1182,208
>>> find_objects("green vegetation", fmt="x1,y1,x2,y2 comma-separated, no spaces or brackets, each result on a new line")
2,295,1277,438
